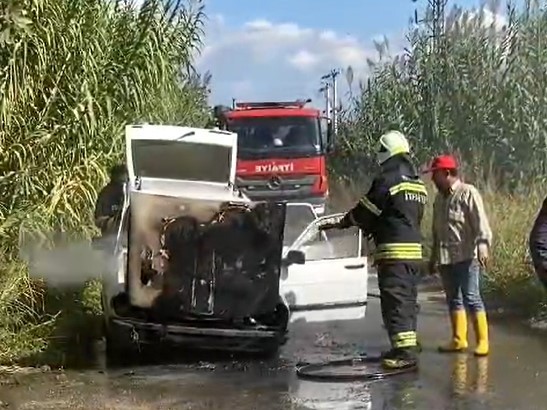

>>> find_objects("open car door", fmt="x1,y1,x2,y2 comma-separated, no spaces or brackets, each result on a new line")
282,203,319,252
280,213,368,323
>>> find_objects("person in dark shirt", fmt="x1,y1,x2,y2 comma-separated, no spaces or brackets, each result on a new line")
529,196,547,290
94,164,127,237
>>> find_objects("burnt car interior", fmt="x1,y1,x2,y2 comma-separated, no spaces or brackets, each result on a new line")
109,200,289,332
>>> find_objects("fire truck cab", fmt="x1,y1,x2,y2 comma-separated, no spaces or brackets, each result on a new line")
213,99,334,215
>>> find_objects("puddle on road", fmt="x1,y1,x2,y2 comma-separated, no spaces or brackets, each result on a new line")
1,345,545,410
0,362,375,410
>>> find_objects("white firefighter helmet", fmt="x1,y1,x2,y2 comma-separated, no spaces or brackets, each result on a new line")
376,130,410,164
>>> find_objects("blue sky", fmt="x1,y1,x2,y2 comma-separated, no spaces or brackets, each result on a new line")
195,0,507,105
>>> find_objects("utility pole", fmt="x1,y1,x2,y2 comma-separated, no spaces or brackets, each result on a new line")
318,81,331,119
331,69,340,136
320,69,341,136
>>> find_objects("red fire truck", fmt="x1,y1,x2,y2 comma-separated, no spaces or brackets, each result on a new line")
213,99,334,215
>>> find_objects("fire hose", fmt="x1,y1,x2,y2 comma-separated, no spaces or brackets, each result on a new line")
295,293,420,381
295,355,418,382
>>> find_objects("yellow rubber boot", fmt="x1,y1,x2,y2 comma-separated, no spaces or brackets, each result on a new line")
438,310,468,353
471,310,489,356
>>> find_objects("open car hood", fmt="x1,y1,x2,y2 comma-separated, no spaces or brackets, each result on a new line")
125,124,239,195
123,125,286,321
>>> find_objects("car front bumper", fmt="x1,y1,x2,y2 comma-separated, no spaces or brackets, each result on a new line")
109,317,286,353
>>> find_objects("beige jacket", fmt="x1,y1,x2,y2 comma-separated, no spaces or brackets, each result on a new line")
431,180,492,266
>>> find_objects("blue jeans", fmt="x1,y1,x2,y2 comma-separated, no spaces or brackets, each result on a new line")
439,259,485,312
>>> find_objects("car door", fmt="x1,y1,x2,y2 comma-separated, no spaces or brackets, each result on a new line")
280,213,368,323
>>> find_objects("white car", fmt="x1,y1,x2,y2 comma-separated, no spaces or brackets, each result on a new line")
101,124,368,360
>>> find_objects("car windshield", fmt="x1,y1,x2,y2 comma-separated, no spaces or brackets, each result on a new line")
131,139,232,183
227,116,321,160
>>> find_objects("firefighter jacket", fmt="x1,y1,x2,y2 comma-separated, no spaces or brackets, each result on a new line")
341,154,427,262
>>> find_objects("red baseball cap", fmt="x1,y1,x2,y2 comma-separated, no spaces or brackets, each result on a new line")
423,154,458,173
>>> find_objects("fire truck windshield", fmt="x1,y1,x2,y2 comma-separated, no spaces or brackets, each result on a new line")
227,116,322,160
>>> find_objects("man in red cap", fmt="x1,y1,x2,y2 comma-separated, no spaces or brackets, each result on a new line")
425,154,492,357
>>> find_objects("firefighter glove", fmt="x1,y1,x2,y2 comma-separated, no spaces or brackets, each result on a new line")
318,215,352,231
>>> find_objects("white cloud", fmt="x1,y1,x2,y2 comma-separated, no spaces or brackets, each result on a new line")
287,50,320,72
479,8,508,30
447,5,508,32
197,17,383,104
196,5,506,104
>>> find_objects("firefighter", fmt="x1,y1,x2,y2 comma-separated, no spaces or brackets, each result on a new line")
319,130,427,369
529,195,547,290
426,155,492,357
94,163,127,239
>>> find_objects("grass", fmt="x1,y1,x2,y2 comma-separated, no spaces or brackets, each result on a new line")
480,190,546,317
0,0,210,366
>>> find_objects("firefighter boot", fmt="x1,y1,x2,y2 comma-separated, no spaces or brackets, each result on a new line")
381,347,418,370
387,336,421,355
382,331,419,370
438,310,468,353
471,310,489,357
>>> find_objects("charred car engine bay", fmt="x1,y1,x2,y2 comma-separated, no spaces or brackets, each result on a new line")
113,200,288,331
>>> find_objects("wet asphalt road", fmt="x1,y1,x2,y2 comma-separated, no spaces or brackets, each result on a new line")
1,277,546,410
